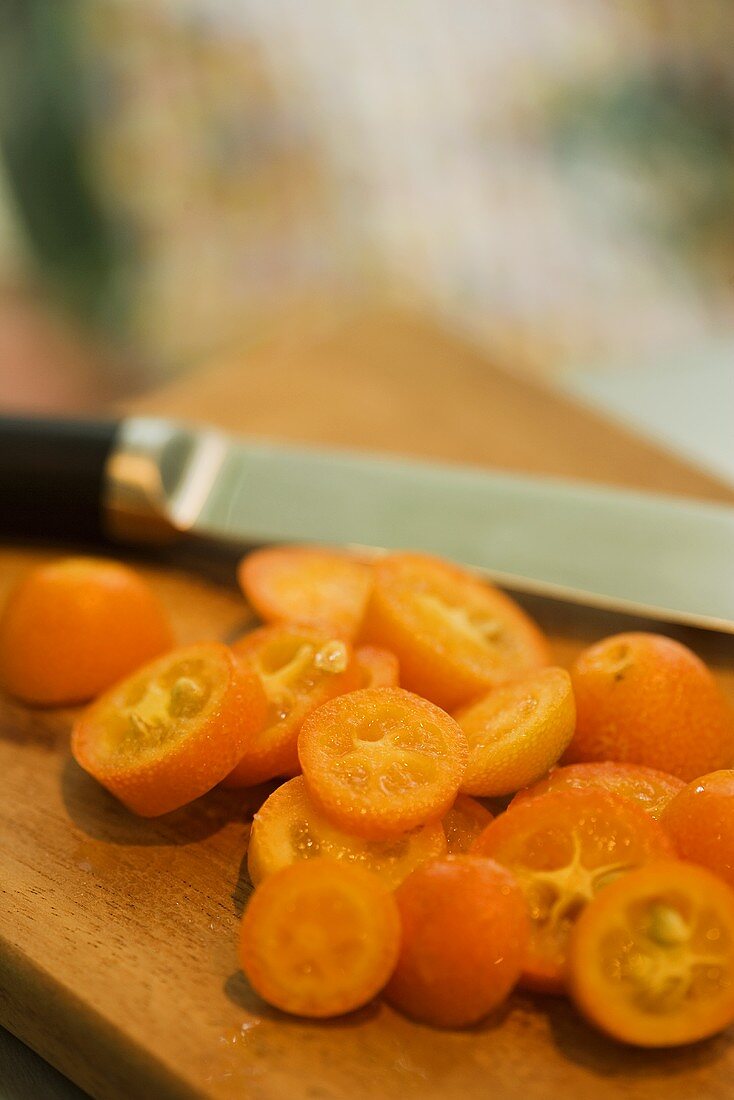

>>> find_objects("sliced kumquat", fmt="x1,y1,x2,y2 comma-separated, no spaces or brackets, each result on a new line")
360,552,551,711
299,687,468,840
238,545,373,640
661,770,734,889
565,632,734,781
471,788,675,992
442,795,493,854
455,666,575,797
71,642,267,816
568,861,734,1047
239,861,401,1018
247,775,447,888
384,856,529,1027
0,557,173,706
511,761,685,819
223,625,360,787
355,645,400,688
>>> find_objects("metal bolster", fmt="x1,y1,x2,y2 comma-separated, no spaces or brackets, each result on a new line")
103,418,181,543
103,417,233,545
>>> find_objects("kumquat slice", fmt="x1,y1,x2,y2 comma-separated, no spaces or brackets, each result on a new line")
660,770,734,889
511,761,685,820
568,861,734,1047
471,788,675,992
223,625,360,787
238,545,372,640
239,861,401,1018
298,687,468,839
247,775,447,889
442,795,493,855
72,642,267,816
455,666,575,798
360,552,551,710
0,557,173,706
566,633,734,782
384,856,529,1028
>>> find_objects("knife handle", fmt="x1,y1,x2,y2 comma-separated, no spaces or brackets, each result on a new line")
0,416,120,542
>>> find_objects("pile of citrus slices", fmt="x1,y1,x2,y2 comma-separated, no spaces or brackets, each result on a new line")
3,547,734,1046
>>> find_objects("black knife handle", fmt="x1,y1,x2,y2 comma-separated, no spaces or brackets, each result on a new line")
0,416,120,543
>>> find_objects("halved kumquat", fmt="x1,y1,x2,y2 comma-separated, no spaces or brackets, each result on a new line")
239,861,401,1018
360,552,551,711
566,633,734,781
384,856,529,1027
661,770,734,888
0,557,173,706
442,795,493,854
238,545,372,640
510,761,685,820
223,625,360,787
298,687,468,839
568,861,734,1047
247,776,447,888
72,642,267,816
455,666,575,797
471,788,675,992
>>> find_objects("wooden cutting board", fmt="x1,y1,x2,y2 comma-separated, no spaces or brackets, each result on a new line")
2,310,734,1100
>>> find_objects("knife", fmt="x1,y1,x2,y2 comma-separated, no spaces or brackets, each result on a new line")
1,415,733,633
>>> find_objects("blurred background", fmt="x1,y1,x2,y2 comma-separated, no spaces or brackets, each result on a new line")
0,0,732,477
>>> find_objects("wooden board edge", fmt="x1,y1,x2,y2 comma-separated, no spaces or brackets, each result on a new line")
0,937,199,1100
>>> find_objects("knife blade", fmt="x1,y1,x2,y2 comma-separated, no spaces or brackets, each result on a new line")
96,416,734,634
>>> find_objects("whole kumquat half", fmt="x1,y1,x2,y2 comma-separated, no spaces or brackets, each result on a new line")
471,787,675,992
568,861,734,1047
239,860,401,1018
222,624,361,787
565,632,734,782
247,775,447,889
238,545,373,641
384,856,529,1028
442,794,493,854
298,686,468,840
359,552,551,711
72,642,267,816
510,761,685,820
454,666,575,798
660,770,734,889
0,557,173,706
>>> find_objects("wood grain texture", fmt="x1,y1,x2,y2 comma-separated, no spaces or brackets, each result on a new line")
131,308,734,503
2,309,734,1100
